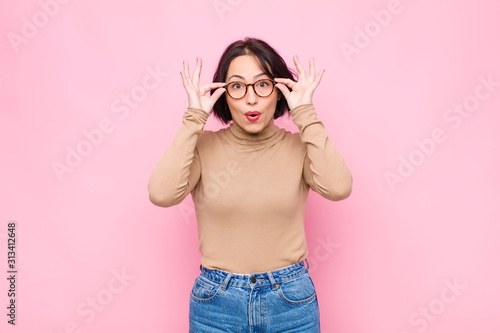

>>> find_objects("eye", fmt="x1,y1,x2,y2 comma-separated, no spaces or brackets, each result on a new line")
230,82,243,90
258,80,271,87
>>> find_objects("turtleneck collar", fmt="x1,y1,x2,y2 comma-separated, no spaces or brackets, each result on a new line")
221,119,286,151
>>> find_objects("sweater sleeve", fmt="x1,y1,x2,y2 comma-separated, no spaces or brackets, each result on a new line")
289,104,353,201
148,107,209,207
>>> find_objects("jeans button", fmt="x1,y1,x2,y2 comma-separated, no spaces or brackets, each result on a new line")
250,276,257,283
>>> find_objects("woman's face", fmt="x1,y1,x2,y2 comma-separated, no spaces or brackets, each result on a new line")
225,55,280,133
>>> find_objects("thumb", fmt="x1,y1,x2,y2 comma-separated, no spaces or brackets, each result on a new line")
210,87,226,103
275,83,290,100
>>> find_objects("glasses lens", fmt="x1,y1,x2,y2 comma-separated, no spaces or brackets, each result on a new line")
227,82,246,99
254,79,274,97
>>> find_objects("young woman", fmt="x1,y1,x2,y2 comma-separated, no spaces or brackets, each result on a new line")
148,37,353,332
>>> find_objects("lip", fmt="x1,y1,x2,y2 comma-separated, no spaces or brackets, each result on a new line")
244,111,261,122
244,111,261,116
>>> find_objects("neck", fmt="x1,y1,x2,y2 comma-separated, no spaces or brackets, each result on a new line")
229,119,279,140
223,119,284,151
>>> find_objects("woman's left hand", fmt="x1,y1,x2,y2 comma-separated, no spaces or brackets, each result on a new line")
274,55,325,111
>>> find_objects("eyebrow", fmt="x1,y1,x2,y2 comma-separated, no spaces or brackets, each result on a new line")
227,72,268,82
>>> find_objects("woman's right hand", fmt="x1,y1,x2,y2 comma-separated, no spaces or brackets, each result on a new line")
180,57,226,114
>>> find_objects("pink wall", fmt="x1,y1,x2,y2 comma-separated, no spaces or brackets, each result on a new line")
1,0,499,332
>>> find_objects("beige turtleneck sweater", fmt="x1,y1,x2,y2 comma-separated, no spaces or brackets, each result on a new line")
148,104,352,274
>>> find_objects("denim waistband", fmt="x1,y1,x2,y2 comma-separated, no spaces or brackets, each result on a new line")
199,258,310,290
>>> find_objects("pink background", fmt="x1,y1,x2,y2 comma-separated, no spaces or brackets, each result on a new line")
1,0,499,332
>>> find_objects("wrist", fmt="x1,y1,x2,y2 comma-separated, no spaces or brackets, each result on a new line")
188,105,211,115
186,107,211,122
289,103,314,115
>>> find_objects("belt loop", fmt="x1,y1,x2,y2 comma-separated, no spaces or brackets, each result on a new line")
304,258,309,271
266,271,278,290
221,272,233,291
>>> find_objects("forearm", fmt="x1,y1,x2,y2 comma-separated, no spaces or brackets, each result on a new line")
148,107,209,207
290,104,353,201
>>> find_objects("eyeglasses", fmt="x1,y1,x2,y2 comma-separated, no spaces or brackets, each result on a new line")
224,79,277,100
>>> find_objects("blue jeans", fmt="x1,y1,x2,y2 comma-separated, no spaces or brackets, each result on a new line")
189,258,320,332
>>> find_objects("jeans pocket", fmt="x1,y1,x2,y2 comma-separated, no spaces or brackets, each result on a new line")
277,272,317,305
190,275,223,303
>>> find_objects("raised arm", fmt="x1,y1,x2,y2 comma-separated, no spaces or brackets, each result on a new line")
148,58,226,207
148,108,208,207
290,104,352,201
275,56,352,201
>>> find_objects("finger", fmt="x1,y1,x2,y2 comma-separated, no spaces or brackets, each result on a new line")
183,60,191,80
293,55,306,81
210,87,227,103
182,62,197,94
274,78,296,90
201,82,226,95
193,57,202,87
180,70,197,101
309,57,316,81
180,70,185,84
180,69,190,89
311,68,325,89
204,82,226,89
275,83,291,100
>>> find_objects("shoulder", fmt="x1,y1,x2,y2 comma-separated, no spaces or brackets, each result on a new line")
282,129,307,152
196,127,229,150
196,130,215,149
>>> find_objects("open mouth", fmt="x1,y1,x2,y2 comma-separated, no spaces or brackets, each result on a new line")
245,112,261,122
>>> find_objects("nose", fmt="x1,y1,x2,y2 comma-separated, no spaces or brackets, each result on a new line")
245,85,258,105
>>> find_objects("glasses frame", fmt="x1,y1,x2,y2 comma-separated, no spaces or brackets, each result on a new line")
224,78,277,100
